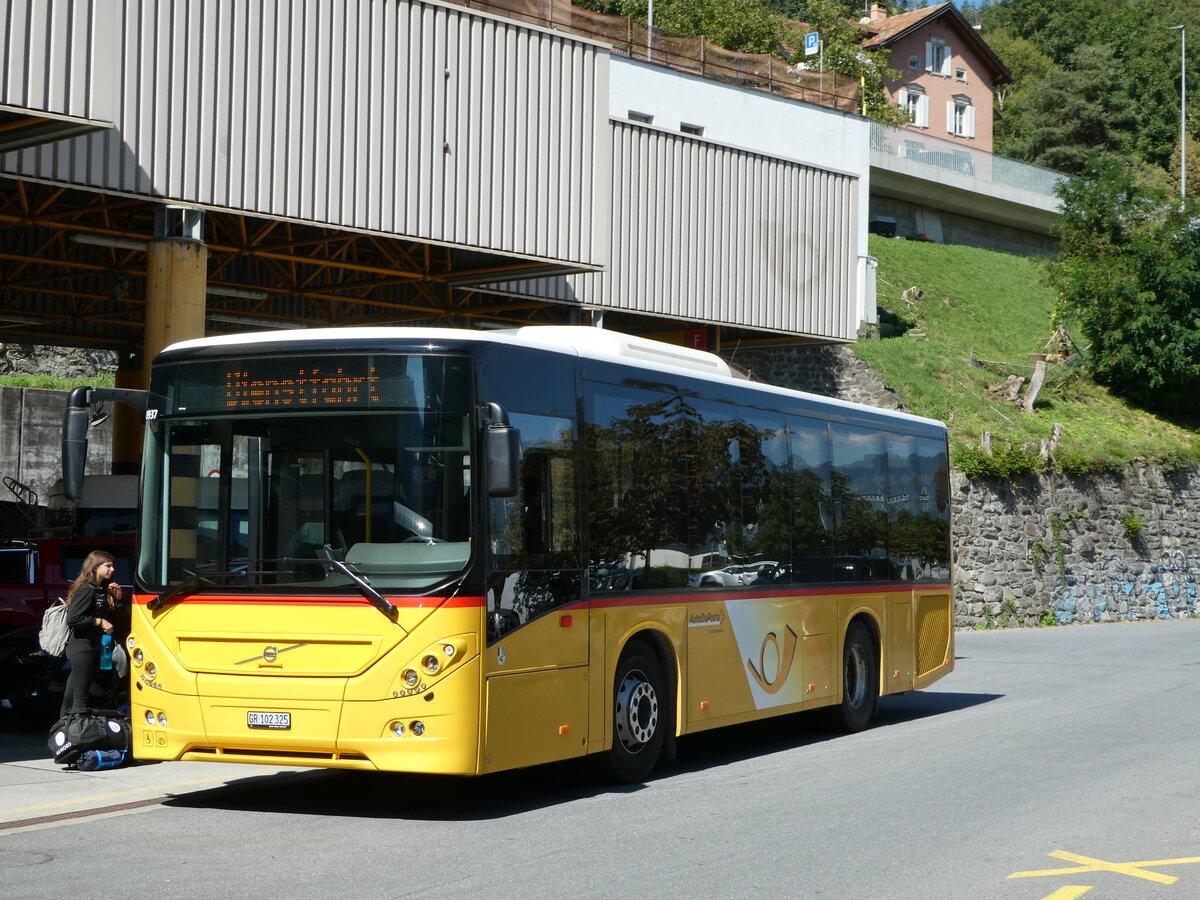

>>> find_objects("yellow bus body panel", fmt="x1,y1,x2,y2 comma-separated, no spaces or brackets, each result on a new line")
128,593,488,773
130,583,954,774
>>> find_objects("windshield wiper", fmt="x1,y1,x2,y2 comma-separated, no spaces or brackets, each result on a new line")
148,564,247,610
314,553,396,617
148,557,396,617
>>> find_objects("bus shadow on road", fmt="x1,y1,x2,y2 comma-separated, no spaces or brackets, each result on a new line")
163,690,1000,821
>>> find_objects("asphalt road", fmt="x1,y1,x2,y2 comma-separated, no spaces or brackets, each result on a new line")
3,619,1200,900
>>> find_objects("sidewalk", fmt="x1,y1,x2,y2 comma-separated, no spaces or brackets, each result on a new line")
0,728,310,831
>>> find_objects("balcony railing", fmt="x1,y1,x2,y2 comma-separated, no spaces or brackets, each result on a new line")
870,122,1064,201
444,0,860,113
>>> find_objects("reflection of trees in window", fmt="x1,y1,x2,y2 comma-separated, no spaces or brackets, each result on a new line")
588,391,788,587
489,415,578,571
585,386,952,589
587,392,689,586
830,426,888,571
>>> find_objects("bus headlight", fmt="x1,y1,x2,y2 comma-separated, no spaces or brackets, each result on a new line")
422,655,440,674
133,648,144,665
403,669,419,687
443,644,455,658
145,662,156,679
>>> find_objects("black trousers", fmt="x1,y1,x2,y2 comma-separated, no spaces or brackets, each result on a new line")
60,636,113,716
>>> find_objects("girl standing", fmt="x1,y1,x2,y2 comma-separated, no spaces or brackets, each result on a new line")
60,550,125,716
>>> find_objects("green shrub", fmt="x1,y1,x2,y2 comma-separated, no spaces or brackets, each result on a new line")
1122,511,1144,541
1158,450,1197,475
1053,448,1097,476
954,442,1042,481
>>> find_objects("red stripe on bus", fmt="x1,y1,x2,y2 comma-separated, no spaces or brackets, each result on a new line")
589,583,952,610
132,593,486,609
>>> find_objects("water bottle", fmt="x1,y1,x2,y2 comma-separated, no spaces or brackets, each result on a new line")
99,633,113,670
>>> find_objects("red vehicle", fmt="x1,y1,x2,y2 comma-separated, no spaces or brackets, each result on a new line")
0,537,135,633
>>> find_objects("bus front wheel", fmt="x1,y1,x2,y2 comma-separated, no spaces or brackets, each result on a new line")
837,621,879,733
606,643,666,783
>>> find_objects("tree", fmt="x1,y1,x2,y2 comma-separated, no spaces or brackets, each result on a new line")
779,0,910,126
1048,161,1200,413
573,0,910,125
980,0,1200,175
1001,44,1137,174
578,0,784,53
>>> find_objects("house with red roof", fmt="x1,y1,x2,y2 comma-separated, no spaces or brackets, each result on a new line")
862,1,1012,153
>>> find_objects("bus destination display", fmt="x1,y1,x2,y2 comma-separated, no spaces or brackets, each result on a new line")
223,364,381,408
163,355,420,414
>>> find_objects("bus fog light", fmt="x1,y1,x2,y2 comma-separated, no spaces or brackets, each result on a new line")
145,710,155,725
443,644,455,658
410,721,425,736
157,713,168,727
422,655,440,674
391,722,405,737
403,669,419,687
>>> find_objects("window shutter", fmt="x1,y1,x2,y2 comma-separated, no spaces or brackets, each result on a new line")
965,105,975,138
918,95,929,128
941,46,952,76
946,101,955,134
925,41,934,72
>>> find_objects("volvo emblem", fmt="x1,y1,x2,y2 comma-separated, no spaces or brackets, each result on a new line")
235,642,308,665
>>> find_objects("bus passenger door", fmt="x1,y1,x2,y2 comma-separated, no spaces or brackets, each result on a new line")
481,413,588,771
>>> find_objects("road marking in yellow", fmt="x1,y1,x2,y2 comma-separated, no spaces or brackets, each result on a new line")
1010,850,1200,886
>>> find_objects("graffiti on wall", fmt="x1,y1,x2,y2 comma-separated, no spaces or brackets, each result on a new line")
1051,550,1200,624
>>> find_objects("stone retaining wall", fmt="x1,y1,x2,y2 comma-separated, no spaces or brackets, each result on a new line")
952,467,1200,626
730,343,1200,626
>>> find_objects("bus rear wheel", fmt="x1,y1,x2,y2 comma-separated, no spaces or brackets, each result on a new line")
606,643,666,783
837,621,879,733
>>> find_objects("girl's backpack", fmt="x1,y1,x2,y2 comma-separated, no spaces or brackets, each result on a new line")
38,598,69,657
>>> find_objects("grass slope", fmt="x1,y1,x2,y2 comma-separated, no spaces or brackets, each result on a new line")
855,236,1200,468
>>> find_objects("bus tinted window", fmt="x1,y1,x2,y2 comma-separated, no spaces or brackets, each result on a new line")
586,386,688,589
684,399,740,584
782,416,833,584
729,408,789,584
916,435,952,580
489,413,579,570
830,424,890,581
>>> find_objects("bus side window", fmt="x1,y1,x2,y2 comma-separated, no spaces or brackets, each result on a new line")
521,452,550,555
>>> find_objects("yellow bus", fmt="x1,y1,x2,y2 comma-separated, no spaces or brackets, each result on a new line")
62,326,953,781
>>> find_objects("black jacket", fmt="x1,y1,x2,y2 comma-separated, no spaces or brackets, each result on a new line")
66,581,122,641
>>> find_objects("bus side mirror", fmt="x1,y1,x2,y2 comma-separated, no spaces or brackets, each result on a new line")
62,387,93,502
481,402,521,498
61,386,150,502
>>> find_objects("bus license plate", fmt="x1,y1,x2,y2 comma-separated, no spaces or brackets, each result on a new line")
247,711,291,730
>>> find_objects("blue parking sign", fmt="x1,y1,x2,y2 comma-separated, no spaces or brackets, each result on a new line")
804,31,820,56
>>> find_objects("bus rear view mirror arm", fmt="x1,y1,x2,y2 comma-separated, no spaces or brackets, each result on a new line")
62,386,150,502
481,401,521,498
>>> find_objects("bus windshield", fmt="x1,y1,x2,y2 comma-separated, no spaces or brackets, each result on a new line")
137,353,474,594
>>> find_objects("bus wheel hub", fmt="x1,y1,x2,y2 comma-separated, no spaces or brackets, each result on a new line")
616,671,658,750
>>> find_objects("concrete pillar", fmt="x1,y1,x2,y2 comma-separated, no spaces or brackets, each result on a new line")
144,207,208,366
111,354,143,475
111,207,208,473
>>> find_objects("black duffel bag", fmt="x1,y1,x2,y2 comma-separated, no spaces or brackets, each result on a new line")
47,709,132,766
